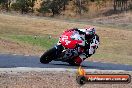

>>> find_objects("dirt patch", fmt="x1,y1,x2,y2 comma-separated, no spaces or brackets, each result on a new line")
86,11,132,30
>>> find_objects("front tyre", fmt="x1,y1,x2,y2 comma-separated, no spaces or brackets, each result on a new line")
40,47,57,64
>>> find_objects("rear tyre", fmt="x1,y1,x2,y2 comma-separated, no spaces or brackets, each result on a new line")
40,47,57,64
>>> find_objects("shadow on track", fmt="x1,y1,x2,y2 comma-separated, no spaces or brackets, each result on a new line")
0,54,132,71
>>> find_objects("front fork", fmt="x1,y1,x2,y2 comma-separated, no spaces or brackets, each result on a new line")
53,44,65,59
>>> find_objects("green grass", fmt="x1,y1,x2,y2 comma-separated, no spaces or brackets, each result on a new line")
4,35,58,49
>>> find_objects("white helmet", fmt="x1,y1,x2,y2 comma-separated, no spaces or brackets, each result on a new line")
77,27,96,41
85,27,96,35
78,26,96,35
84,27,96,41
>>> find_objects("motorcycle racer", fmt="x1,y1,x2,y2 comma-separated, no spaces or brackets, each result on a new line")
40,26,99,66
61,27,100,65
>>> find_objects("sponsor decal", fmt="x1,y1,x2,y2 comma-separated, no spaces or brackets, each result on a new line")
76,67,131,85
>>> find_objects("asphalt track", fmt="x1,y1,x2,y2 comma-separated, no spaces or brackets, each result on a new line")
0,53,132,72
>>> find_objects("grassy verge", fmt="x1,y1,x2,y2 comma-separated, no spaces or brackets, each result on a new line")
2,35,58,50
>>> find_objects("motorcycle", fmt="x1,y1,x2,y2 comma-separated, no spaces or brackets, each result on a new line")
40,30,86,66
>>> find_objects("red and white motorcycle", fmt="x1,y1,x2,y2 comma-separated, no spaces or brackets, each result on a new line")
40,29,99,66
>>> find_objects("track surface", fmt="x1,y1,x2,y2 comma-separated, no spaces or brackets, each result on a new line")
0,54,132,72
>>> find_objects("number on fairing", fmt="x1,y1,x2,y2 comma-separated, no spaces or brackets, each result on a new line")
62,35,71,45
62,35,68,41
65,40,71,45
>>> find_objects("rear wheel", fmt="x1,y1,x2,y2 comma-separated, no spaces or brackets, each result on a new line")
40,47,57,64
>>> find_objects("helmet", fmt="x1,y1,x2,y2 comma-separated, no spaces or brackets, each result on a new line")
85,27,96,35
85,27,96,41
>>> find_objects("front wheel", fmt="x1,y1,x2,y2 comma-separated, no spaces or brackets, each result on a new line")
40,47,57,64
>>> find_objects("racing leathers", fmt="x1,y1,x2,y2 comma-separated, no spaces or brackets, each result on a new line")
67,28,100,65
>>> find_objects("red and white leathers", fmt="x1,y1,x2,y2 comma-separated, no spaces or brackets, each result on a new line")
70,27,99,65
74,35,99,65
